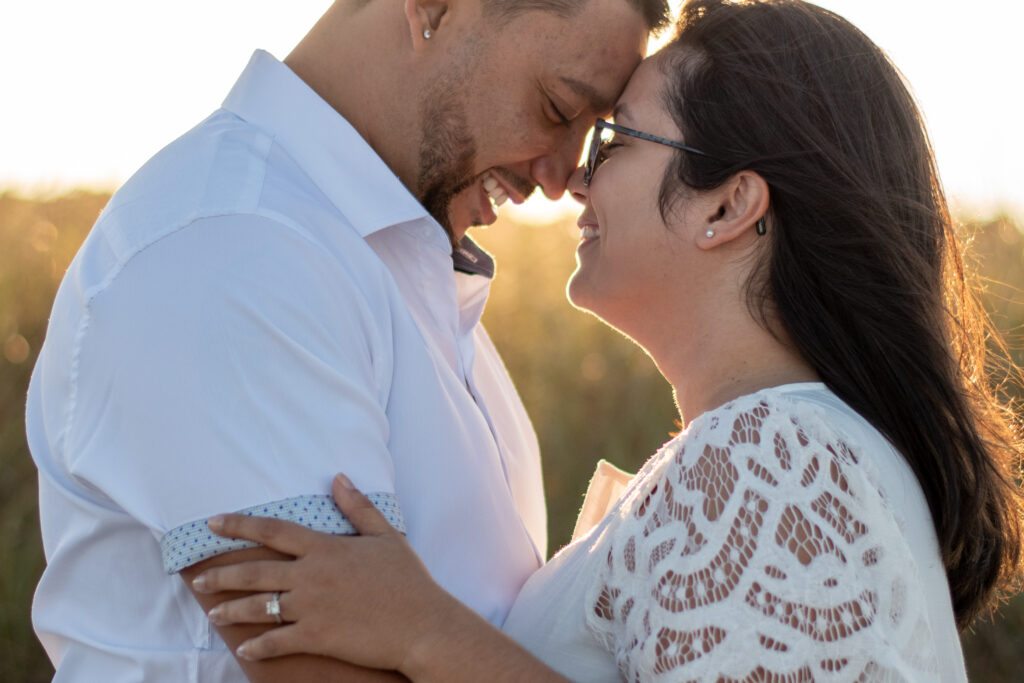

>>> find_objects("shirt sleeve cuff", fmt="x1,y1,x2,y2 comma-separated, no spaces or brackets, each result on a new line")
159,492,405,574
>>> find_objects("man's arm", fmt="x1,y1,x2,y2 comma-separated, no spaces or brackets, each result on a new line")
181,547,408,682
70,214,405,679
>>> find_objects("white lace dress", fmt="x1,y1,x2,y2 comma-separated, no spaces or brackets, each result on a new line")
502,384,967,682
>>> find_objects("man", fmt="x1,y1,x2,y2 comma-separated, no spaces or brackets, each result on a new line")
26,0,666,679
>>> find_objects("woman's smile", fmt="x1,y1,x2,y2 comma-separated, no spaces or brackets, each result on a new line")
578,223,600,242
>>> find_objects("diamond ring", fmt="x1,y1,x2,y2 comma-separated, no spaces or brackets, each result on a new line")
265,591,283,624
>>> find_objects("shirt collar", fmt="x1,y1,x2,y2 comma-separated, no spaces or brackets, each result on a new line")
222,50,446,248
453,237,496,279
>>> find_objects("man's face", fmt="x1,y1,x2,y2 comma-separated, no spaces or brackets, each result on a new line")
415,0,648,242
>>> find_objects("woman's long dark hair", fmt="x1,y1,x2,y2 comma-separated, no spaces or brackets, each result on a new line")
660,0,1022,628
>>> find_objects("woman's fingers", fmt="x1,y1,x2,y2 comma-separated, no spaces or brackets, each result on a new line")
208,591,290,626
192,484,447,670
235,624,307,661
192,559,295,594
333,474,398,536
207,513,320,556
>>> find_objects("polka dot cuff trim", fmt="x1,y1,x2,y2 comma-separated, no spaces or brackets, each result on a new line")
160,492,405,574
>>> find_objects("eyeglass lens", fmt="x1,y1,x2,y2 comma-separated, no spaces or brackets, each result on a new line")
585,123,611,186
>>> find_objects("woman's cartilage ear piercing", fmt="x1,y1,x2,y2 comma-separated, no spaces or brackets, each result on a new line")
756,217,767,235
705,229,715,239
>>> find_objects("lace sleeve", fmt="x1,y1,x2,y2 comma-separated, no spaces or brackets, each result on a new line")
585,394,941,682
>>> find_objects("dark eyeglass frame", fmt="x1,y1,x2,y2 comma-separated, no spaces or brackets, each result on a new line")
583,118,714,187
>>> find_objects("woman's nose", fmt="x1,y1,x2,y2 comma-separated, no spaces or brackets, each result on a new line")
567,166,588,205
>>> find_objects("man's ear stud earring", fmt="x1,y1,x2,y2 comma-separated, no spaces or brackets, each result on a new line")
705,229,715,239
423,29,432,39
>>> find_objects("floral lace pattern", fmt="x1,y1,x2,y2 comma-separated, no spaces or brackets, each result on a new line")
586,393,940,682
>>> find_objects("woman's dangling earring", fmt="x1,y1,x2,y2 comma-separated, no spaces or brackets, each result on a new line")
756,217,767,235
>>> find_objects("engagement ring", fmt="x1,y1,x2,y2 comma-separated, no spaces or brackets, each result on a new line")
265,592,282,624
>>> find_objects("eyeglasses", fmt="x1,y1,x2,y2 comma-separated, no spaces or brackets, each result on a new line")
583,118,714,187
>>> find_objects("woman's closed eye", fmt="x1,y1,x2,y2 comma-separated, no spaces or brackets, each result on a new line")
595,140,624,168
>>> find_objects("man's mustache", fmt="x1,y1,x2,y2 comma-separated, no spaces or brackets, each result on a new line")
452,167,536,200
489,167,537,200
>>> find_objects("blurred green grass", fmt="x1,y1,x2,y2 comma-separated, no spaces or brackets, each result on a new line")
1,191,1022,680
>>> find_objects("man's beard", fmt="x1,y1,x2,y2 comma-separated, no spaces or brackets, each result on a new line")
416,72,479,243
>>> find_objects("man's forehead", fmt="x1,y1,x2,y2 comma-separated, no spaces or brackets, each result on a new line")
503,1,648,114
560,76,618,116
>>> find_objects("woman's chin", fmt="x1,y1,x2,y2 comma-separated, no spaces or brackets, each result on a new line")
565,271,593,312
566,274,611,322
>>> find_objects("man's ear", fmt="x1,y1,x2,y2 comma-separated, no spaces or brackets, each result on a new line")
697,170,770,250
404,0,451,51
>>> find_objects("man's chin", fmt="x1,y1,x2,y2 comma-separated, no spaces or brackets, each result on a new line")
446,209,476,244
421,171,502,244
446,187,496,243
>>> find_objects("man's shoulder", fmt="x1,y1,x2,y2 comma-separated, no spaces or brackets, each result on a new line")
75,110,387,304
95,110,291,256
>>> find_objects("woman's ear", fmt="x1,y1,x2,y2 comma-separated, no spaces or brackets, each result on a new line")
405,0,450,51
697,170,770,250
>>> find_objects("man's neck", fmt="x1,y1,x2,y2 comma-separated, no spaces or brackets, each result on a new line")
284,1,422,193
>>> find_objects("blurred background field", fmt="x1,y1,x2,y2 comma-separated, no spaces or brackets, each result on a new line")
1,191,1022,680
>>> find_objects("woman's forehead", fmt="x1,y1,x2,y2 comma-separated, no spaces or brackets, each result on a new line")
613,55,668,122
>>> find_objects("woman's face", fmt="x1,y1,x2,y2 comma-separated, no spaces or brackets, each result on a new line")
566,53,707,334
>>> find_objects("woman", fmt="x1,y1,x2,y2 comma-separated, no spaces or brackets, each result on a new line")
192,0,1023,680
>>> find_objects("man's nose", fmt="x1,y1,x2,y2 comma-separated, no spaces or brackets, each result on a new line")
529,126,590,200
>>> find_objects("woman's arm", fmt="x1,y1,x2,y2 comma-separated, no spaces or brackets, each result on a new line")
181,548,408,682
194,475,569,683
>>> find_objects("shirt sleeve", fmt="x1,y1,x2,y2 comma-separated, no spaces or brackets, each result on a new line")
584,394,942,682
63,213,399,570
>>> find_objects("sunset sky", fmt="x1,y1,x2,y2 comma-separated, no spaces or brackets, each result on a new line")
2,0,1021,219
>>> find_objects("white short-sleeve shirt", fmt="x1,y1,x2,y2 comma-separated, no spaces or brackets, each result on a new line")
27,50,546,682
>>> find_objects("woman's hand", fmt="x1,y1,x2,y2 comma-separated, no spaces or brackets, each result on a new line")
192,474,455,674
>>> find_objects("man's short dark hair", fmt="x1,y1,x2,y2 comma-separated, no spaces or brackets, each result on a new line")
483,0,671,33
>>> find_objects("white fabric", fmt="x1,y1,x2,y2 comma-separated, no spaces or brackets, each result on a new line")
27,50,545,682
572,460,633,543
503,384,967,682
160,494,406,573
